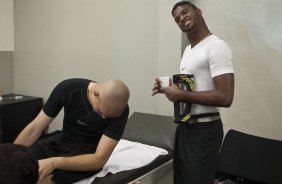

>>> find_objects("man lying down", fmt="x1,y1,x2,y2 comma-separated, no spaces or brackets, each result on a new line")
14,78,130,184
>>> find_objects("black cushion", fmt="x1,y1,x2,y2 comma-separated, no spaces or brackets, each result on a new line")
122,112,176,152
217,129,282,184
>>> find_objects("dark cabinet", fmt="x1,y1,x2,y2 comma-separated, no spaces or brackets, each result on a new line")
0,94,43,143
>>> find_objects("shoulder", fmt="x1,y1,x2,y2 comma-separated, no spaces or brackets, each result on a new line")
113,105,129,123
205,35,232,57
55,78,92,90
58,78,92,85
50,78,92,98
119,105,130,119
207,35,231,50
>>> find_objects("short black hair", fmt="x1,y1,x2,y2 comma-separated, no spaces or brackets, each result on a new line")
0,143,39,184
171,1,198,15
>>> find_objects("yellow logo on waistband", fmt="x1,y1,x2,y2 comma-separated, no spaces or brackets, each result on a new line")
181,114,191,123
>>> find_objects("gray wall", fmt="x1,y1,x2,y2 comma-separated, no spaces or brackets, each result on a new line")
0,0,14,51
13,0,180,132
13,0,282,140
194,0,282,140
0,0,13,95
0,51,13,94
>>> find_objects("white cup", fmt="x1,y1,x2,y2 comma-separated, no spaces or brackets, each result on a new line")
159,76,170,88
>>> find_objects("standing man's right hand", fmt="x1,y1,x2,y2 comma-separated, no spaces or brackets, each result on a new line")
152,78,165,96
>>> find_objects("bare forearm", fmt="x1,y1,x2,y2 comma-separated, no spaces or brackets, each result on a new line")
180,90,233,107
53,154,106,171
14,110,53,146
14,123,42,146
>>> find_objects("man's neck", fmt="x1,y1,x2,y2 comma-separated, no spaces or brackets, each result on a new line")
187,26,210,48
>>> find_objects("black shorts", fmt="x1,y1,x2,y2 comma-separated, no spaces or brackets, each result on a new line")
173,119,223,184
30,133,100,184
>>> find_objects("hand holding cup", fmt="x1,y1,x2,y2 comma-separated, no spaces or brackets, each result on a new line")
152,76,171,96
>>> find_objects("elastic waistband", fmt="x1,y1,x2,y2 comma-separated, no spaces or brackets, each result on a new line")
190,112,219,118
188,112,220,124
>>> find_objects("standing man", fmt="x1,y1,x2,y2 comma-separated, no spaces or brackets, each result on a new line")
152,1,234,184
14,78,130,184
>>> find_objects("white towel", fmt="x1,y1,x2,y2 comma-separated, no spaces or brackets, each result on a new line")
75,139,168,184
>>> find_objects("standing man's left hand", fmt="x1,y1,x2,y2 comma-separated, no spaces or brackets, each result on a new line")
164,84,184,102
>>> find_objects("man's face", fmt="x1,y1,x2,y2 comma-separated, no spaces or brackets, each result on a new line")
94,101,112,119
172,4,199,33
94,100,121,119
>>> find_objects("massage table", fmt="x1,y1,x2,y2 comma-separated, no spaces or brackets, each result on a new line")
77,112,177,184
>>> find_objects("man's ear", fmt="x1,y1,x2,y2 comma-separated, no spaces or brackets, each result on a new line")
93,90,99,98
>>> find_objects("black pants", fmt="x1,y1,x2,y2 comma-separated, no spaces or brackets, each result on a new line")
30,133,100,184
173,119,223,184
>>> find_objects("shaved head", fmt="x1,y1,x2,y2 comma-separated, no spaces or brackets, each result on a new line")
100,80,130,117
